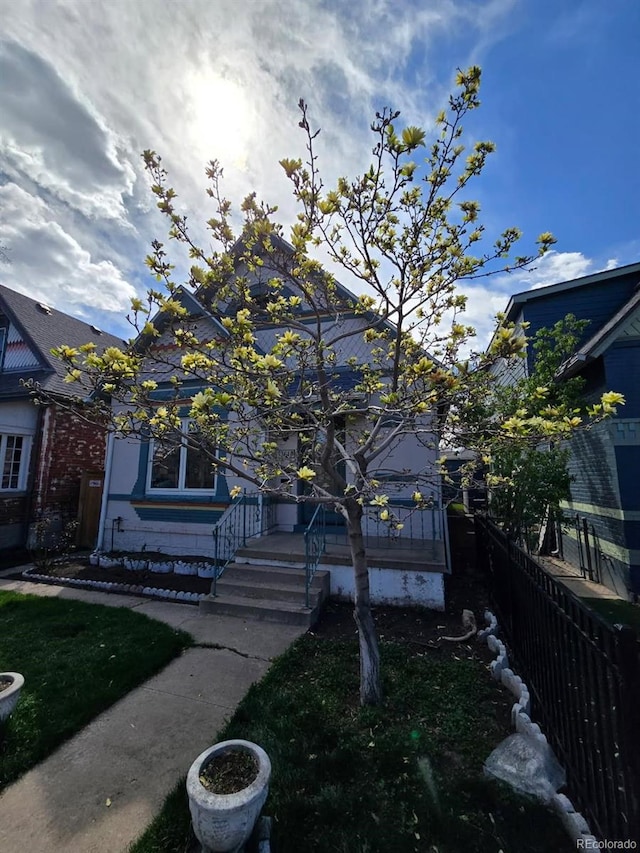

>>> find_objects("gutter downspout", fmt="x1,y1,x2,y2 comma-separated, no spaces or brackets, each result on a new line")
96,431,115,552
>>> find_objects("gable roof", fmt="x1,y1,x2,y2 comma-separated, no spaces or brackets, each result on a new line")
213,232,397,332
0,284,125,398
556,285,640,380
503,260,640,323
131,234,438,384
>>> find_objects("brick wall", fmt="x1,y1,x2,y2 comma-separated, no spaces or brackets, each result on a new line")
34,403,107,518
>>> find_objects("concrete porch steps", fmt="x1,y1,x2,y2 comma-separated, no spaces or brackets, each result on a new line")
199,563,330,627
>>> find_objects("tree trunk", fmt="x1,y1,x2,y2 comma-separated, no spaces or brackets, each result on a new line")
345,499,382,706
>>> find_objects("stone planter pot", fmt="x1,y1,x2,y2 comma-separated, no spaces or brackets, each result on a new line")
187,739,271,853
0,672,25,722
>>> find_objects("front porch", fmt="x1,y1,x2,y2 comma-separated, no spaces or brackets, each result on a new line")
201,496,451,622
240,531,447,573
201,529,448,624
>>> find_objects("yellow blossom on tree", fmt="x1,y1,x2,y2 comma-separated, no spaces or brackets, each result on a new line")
370,494,389,507
296,466,316,481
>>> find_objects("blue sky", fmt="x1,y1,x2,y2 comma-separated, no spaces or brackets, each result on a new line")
0,0,638,346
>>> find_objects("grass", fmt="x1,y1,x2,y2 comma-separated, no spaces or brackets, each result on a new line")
583,597,640,633
0,590,192,789
129,636,571,853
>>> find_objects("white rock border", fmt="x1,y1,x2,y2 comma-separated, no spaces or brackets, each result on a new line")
90,552,218,577
21,566,205,605
480,610,598,847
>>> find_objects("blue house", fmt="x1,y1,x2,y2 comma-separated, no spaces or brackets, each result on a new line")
501,260,640,599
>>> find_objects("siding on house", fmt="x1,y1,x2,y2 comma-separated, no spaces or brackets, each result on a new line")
507,269,640,375
0,400,39,549
500,264,640,598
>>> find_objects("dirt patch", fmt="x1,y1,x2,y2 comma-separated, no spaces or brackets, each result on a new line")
200,749,259,795
0,677,12,694
312,515,493,663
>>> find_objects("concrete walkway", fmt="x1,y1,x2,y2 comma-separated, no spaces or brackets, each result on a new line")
0,576,305,853
536,556,621,600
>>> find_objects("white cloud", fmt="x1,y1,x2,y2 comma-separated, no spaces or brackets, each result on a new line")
0,0,521,332
0,40,136,222
526,251,594,290
0,182,137,317
7,0,627,360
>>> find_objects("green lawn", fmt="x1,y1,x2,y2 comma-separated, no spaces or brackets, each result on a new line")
130,636,571,853
0,590,192,789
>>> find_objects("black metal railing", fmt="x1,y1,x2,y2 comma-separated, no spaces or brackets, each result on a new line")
573,514,603,584
362,501,446,544
304,503,326,608
211,492,276,595
323,501,447,546
476,515,640,842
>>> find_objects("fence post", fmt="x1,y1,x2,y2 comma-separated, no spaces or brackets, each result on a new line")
582,517,594,582
242,493,247,546
506,534,514,639
212,528,219,597
614,624,640,840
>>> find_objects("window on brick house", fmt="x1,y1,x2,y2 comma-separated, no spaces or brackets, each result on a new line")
0,433,30,491
147,420,216,493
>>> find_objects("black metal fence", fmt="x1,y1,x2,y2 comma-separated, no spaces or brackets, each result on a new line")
476,515,640,842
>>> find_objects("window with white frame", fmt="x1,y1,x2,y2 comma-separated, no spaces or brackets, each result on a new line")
147,421,216,492
0,433,30,491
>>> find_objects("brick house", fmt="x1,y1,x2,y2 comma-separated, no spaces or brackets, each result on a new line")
498,260,640,599
0,284,124,552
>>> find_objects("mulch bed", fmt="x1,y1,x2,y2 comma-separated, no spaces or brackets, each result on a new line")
312,513,493,663
16,560,211,596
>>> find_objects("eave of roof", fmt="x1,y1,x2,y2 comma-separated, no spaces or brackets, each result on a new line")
555,285,640,380
503,260,640,323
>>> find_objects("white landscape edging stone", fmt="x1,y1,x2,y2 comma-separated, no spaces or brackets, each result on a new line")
21,567,206,605
480,610,597,847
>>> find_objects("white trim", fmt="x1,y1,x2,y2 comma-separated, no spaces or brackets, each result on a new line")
96,431,115,552
0,431,32,492
146,418,217,495
560,500,640,522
